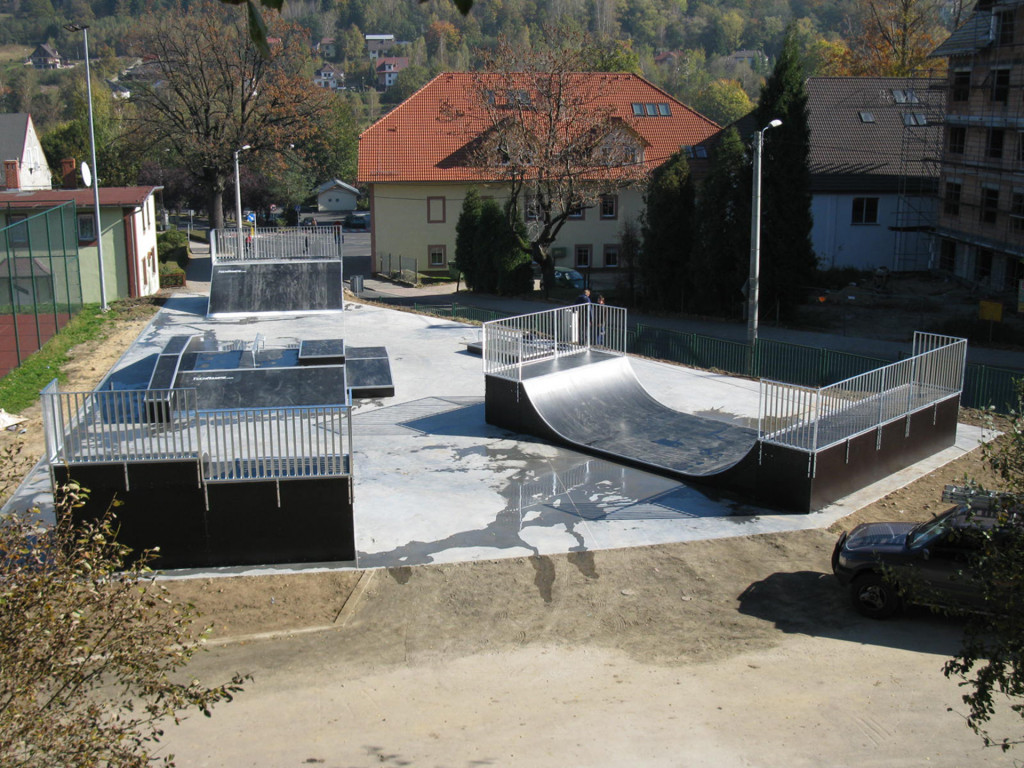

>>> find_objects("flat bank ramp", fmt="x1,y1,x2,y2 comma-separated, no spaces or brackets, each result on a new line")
520,355,758,478
208,261,343,316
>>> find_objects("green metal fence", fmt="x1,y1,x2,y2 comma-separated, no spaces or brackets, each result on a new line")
409,302,1022,415
412,303,513,324
1,202,82,378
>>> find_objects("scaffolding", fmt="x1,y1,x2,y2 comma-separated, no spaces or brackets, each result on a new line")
930,0,1024,295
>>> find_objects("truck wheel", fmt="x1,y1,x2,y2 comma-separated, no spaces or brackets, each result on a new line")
850,572,900,619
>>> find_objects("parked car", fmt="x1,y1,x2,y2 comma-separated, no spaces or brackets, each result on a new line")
554,267,585,290
530,264,585,290
344,212,370,230
832,486,1017,618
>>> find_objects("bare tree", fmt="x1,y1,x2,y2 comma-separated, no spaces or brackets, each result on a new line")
471,33,649,292
128,0,333,231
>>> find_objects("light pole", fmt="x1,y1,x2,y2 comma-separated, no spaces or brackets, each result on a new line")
747,118,782,355
234,144,251,257
64,22,107,310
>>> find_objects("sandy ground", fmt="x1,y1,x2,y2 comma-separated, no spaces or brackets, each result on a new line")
1,287,1019,765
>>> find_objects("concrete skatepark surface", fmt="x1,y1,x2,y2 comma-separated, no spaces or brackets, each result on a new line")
5,291,986,572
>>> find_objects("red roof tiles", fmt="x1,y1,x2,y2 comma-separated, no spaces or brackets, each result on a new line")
358,72,719,184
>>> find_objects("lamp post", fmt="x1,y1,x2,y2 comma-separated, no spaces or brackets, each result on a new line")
234,144,251,257
64,22,107,311
747,118,782,356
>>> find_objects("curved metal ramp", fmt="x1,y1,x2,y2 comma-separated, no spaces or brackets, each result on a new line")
497,354,758,480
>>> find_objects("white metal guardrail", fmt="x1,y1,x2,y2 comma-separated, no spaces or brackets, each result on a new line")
759,332,966,452
482,304,627,380
40,381,352,482
211,227,343,263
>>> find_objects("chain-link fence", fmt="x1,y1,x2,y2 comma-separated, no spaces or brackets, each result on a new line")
0,202,82,377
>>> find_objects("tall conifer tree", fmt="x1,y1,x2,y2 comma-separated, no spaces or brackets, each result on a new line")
754,27,817,321
641,150,695,312
695,127,750,318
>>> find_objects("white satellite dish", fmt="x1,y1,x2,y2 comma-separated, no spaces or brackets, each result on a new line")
81,161,92,187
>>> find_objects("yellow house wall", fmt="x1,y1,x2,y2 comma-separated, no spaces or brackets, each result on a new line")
370,182,645,281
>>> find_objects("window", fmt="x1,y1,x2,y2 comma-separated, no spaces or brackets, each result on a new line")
524,196,540,221
980,186,999,224
987,128,1005,159
428,244,446,267
992,68,1010,103
859,111,875,123
996,9,1015,45
506,89,531,107
632,102,671,116
568,202,585,220
902,113,928,126
427,196,445,223
939,238,956,272
575,244,591,268
77,213,96,242
944,181,962,216
976,248,993,280
603,244,619,267
1018,132,1024,164
951,70,971,101
852,197,879,224
8,214,27,245
892,88,919,103
948,126,966,154
1011,191,1024,233
600,194,617,219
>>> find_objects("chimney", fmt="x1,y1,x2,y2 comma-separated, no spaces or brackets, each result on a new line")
3,160,20,191
61,157,77,189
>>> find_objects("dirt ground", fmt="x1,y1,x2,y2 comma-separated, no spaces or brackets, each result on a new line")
798,271,1024,344
1,283,1018,764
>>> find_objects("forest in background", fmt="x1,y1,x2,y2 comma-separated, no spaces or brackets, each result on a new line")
1,0,969,131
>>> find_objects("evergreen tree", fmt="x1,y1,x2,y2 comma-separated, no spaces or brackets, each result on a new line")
472,198,524,295
640,150,695,313
695,127,751,318
754,25,818,321
454,187,482,290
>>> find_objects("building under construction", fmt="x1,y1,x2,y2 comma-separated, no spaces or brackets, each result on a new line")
931,0,1024,297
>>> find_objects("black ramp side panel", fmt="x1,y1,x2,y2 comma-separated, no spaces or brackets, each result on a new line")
209,261,343,315
521,356,758,477
177,365,347,408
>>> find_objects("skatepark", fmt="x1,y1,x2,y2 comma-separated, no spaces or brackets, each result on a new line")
7,238,985,572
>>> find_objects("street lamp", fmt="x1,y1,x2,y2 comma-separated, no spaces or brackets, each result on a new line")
64,22,107,311
747,118,782,355
234,144,252,256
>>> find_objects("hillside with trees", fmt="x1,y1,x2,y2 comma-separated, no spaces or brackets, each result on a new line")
0,0,966,220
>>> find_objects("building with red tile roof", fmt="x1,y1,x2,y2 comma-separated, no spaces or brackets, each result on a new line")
358,71,718,282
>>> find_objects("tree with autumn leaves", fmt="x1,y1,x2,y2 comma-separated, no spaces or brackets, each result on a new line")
128,0,357,231
471,33,650,294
